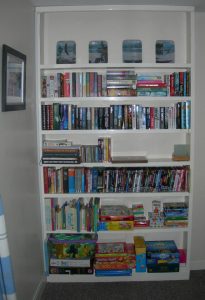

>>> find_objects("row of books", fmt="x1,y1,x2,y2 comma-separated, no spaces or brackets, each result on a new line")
41,102,191,130
45,197,100,232
136,72,190,97
41,71,191,98
42,138,111,164
43,166,190,194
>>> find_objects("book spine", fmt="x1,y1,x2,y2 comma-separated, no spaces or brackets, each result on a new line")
68,168,75,193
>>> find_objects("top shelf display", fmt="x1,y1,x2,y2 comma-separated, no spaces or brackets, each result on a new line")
39,8,193,66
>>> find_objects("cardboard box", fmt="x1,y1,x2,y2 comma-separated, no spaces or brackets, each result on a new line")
134,236,146,272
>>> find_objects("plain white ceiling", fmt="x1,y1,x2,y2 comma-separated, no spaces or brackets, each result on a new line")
30,0,205,11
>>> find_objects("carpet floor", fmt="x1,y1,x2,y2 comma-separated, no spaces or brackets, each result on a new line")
41,270,205,300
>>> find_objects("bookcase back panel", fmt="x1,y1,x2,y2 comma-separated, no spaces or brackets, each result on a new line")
41,10,189,65
111,133,187,159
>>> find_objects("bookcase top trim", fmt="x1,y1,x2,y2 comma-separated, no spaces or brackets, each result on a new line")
35,5,195,14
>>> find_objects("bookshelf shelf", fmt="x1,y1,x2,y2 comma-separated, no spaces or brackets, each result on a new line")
46,226,189,235
43,192,190,198
41,129,191,135
40,63,192,70
47,266,190,282
36,4,194,282
41,160,191,168
40,96,192,105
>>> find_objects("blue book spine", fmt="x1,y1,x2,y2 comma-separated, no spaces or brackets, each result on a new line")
82,107,87,129
113,105,119,129
68,169,75,193
186,100,191,129
71,105,76,129
92,169,98,192
81,169,85,192
63,104,68,129
76,199,81,232
181,102,186,129
183,72,187,96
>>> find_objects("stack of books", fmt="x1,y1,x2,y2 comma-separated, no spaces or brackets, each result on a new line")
136,73,168,96
94,242,135,276
42,139,81,164
106,70,136,96
98,205,134,231
145,240,180,272
163,202,188,227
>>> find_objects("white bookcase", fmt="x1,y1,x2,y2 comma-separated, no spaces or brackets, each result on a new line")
35,5,194,282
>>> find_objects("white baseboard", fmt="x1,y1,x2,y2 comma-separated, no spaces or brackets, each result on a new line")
33,276,46,300
190,260,205,270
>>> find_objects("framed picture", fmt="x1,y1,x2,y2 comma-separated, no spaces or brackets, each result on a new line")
56,41,76,64
156,40,175,63
89,41,108,63
2,44,26,111
122,40,142,63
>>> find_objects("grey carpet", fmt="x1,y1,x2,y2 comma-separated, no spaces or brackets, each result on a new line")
41,270,205,300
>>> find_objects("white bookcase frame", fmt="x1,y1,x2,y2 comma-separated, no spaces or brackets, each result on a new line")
35,5,195,282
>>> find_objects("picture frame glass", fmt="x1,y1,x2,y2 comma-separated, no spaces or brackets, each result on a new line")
156,40,175,63
6,53,25,105
122,40,142,63
2,44,26,111
56,41,76,64
89,41,108,63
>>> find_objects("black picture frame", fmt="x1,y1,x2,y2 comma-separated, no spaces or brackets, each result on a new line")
2,44,26,111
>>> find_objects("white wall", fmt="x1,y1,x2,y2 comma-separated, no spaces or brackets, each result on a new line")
191,11,205,269
0,1,44,299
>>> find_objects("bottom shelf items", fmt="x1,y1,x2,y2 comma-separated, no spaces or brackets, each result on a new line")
45,232,189,282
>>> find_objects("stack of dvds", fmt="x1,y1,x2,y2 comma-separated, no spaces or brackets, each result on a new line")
145,240,180,272
163,202,188,227
136,73,168,96
94,242,136,276
97,205,134,231
106,70,136,96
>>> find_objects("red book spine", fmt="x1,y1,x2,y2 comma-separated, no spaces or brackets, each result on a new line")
150,107,155,129
170,73,175,96
64,72,70,97
89,72,95,97
179,71,184,96
43,167,49,193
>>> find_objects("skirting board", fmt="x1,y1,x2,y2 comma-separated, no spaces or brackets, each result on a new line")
33,276,46,300
190,260,205,270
